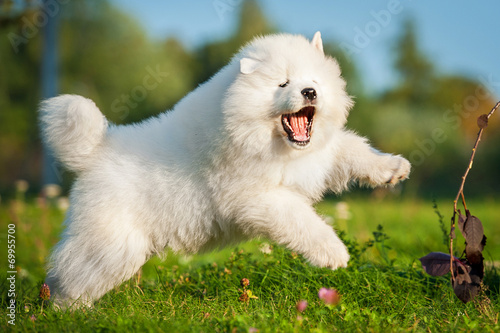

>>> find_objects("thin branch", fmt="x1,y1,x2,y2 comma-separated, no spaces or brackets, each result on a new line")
460,192,467,211
449,100,500,281
453,100,500,211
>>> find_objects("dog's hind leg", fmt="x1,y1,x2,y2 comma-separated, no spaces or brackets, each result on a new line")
45,213,152,309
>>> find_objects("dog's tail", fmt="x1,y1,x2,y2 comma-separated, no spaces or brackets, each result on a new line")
39,95,108,173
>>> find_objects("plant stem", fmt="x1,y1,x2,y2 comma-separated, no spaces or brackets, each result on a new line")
449,100,500,280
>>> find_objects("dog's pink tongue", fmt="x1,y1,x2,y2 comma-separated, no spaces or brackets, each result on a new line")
290,114,308,141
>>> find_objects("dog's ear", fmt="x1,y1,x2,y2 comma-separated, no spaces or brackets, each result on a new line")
311,31,324,54
240,57,260,74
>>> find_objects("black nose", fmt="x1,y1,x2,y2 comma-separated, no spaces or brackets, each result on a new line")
301,88,317,101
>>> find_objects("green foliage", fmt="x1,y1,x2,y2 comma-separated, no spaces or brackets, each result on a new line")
57,1,199,124
194,0,275,84
387,19,435,106
1,198,499,332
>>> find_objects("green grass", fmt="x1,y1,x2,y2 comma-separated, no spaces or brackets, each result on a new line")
1,196,499,332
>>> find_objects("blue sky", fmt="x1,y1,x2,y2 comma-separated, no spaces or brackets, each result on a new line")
110,0,500,96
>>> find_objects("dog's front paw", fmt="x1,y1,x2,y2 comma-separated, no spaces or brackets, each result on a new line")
360,153,411,187
306,240,350,270
326,243,350,270
385,156,411,185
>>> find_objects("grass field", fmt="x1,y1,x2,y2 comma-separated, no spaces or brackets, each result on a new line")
1,195,499,332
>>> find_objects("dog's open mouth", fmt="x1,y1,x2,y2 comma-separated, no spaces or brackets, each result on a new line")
281,106,315,147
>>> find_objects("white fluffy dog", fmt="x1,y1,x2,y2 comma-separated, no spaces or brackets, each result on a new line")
40,32,410,308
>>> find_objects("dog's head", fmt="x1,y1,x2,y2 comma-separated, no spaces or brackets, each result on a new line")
223,32,353,157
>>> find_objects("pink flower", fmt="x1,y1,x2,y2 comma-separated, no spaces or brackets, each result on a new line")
318,287,340,305
296,300,308,312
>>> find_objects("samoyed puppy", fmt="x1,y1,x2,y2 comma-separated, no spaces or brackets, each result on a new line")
40,32,410,308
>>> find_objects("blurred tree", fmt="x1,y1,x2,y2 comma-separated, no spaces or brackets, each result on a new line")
59,1,165,123
0,0,197,192
431,75,498,140
0,5,44,192
194,0,275,83
324,43,363,99
56,0,198,124
432,75,500,196
383,19,435,107
0,1,497,198
236,0,272,41
40,0,60,187
355,18,499,197
323,42,370,136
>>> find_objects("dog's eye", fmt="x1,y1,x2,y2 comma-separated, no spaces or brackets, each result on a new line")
279,80,290,88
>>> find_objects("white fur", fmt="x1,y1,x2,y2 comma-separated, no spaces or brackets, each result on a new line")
39,95,108,172
40,32,410,309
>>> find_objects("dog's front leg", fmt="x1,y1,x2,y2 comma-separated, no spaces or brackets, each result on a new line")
234,191,349,269
333,131,411,188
